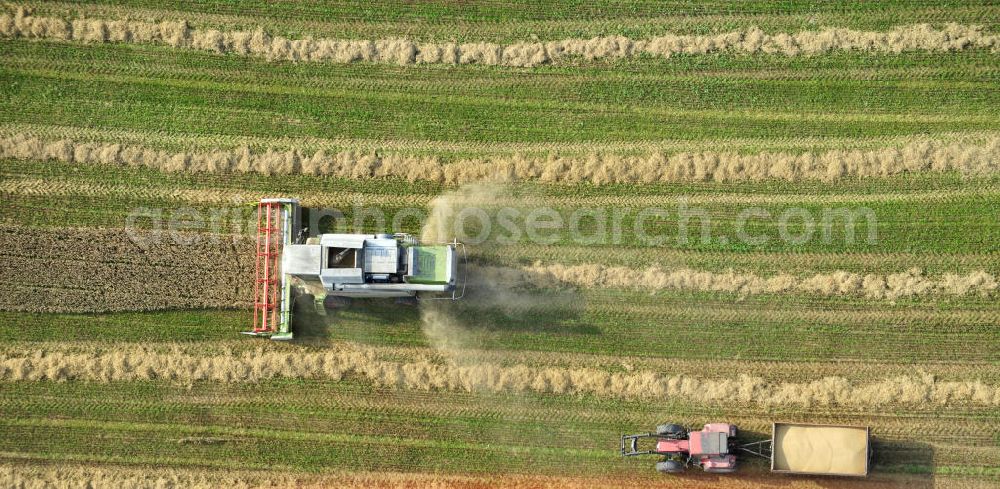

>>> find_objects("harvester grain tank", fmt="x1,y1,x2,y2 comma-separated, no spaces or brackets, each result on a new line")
622,422,871,477
245,198,463,340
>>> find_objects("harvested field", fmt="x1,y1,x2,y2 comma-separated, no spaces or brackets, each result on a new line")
1,0,998,486
0,226,253,313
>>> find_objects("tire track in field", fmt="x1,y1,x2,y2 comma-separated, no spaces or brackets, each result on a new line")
9,379,996,443
2,342,998,408
2,7,998,66
11,62,994,127
3,133,999,184
4,415,996,477
12,376,992,431
581,299,1000,363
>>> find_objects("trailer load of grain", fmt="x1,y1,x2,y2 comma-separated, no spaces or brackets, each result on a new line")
771,423,870,477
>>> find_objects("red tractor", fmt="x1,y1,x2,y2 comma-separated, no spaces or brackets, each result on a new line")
621,423,738,474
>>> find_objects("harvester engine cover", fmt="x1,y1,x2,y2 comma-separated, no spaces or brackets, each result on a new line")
284,233,459,297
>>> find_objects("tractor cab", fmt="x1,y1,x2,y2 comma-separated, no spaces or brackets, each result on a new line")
623,423,738,474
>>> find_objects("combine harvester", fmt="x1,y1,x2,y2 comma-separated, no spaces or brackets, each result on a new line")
246,198,463,340
622,422,871,477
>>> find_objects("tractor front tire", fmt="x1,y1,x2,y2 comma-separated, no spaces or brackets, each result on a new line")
656,460,685,474
656,424,686,439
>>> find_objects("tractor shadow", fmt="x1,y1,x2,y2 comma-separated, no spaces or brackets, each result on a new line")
448,259,599,335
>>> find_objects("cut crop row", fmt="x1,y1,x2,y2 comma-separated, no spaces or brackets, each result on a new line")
4,8,997,66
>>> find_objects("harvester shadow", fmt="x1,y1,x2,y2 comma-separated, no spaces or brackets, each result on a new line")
289,296,333,342
288,260,598,340
454,284,598,335
452,303,598,335
291,297,421,342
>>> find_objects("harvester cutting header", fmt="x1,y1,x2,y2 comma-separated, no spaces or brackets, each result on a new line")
246,198,463,340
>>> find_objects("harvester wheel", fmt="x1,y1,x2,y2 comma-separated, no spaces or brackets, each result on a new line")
704,467,737,474
656,424,686,439
656,460,685,474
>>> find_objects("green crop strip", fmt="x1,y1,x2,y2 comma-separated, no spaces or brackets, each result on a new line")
6,190,995,254
3,42,997,115
3,290,997,363
2,41,997,145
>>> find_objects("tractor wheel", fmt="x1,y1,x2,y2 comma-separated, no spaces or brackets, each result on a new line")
656,424,686,439
656,460,685,474
704,467,737,474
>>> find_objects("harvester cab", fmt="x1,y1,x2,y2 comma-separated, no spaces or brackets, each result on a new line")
244,198,464,340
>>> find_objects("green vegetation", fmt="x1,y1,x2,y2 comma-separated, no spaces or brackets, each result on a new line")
1,1,998,485
2,42,997,147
